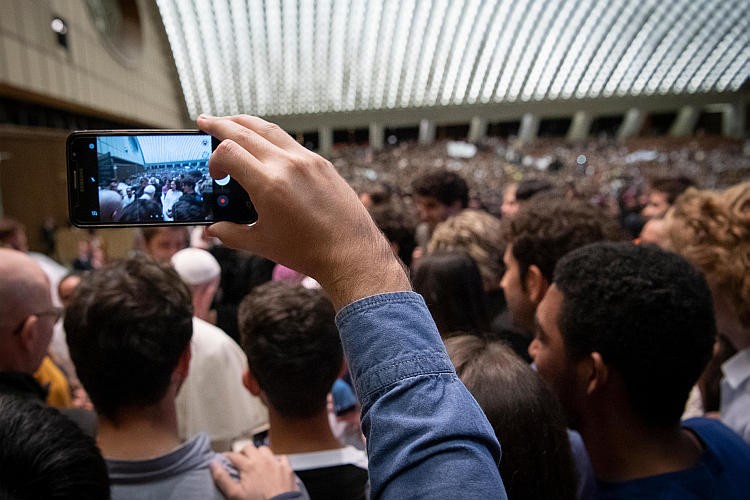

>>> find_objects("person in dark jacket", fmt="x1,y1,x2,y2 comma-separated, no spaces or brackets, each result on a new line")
173,179,207,221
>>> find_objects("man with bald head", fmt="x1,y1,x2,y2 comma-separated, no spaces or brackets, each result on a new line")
0,248,58,382
0,248,96,434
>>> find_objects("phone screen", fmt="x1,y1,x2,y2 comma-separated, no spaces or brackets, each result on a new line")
67,131,257,227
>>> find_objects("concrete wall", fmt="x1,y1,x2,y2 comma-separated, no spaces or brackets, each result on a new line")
0,0,186,127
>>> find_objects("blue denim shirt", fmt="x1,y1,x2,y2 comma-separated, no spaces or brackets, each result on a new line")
336,292,506,499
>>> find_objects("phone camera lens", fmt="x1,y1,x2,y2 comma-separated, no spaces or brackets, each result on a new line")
89,143,95,150
217,195,229,207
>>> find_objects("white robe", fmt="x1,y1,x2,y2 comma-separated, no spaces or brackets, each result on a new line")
176,317,268,449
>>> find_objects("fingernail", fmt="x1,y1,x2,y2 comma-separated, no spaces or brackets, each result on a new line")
198,114,213,120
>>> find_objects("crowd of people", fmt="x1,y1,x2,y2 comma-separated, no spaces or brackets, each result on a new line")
333,134,749,223
99,168,214,223
0,114,749,499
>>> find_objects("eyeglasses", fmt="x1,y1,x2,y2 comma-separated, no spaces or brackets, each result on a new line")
12,307,64,335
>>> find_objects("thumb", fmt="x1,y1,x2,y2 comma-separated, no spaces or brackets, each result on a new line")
210,460,240,499
207,221,260,253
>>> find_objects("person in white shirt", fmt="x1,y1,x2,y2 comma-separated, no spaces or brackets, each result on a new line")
171,247,269,451
162,180,184,221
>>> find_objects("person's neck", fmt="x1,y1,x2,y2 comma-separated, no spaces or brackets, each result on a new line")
97,398,182,461
579,406,703,483
267,408,343,455
192,290,214,323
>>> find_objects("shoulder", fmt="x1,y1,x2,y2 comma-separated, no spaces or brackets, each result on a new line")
684,417,747,444
108,434,231,498
191,317,246,361
192,318,240,348
684,418,750,495
596,420,750,499
683,417,750,460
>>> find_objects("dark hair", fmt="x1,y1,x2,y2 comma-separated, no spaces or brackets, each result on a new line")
649,176,696,204
141,226,191,245
363,181,394,206
238,282,341,418
181,178,196,189
0,395,110,500
412,252,490,337
411,170,469,208
446,336,577,500
504,198,622,287
116,199,163,223
515,179,553,202
369,202,417,268
64,258,193,421
553,242,715,427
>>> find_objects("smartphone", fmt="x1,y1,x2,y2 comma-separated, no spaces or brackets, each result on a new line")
66,130,257,227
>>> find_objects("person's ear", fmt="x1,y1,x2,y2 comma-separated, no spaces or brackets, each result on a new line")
579,352,608,396
242,369,262,396
524,265,549,304
17,315,39,354
174,344,191,381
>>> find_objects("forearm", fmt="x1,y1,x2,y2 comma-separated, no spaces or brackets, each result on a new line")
336,292,506,499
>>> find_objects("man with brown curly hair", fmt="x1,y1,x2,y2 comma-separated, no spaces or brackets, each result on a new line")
500,197,623,345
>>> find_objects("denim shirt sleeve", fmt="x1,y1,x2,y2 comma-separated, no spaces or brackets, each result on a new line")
336,292,506,500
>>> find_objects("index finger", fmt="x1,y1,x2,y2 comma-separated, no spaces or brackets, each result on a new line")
227,115,308,154
198,115,286,165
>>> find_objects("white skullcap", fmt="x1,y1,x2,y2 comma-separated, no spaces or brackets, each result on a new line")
144,185,156,195
171,248,221,286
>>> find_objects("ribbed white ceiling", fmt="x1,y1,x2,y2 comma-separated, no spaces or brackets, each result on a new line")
156,0,750,119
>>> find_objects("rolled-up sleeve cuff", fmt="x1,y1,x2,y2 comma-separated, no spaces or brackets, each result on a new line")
335,292,455,402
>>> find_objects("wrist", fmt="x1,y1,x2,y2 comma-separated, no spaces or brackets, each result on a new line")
318,238,411,311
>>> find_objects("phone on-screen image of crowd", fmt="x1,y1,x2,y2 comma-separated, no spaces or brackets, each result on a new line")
66,130,257,228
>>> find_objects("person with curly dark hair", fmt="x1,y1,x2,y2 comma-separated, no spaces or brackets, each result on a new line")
641,175,696,221
411,169,469,232
500,197,622,352
531,242,750,497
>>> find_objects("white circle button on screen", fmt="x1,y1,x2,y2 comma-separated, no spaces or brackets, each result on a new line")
215,175,231,186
